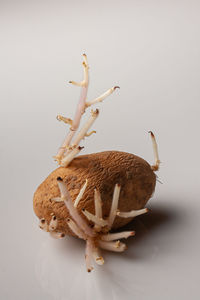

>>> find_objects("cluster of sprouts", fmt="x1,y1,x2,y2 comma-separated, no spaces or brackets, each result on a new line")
39,177,149,272
39,215,65,239
54,54,119,167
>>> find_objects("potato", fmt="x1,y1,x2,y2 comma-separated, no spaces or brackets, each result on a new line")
33,55,160,271
33,150,156,236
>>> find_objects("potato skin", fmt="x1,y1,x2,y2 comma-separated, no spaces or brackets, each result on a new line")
33,151,156,236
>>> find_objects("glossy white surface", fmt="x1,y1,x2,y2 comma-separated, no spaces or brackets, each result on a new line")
1,1,200,299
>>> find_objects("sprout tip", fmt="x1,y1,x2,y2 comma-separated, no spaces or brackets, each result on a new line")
57,177,63,181
148,130,154,137
78,146,84,150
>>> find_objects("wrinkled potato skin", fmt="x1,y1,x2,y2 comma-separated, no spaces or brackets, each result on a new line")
33,151,156,236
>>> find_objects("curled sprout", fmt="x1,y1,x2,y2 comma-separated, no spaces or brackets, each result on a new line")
54,54,119,166
39,178,149,272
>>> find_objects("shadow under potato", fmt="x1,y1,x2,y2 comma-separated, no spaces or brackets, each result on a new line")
115,202,179,249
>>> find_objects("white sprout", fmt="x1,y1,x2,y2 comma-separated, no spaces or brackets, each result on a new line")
94,188,103,231
85,238,94,272
101,231,135,241
98,240,127,252
55,54,89,161
60,146,84,167
82,209,108,227
74,179,88,208
67,218,87,240
117,208,149,218
71,109,99,148
85,86,119,108
39,218,48,231
39,217,64,239
108,183,121,228
50,232,65,239
54,54,119,165
94,188,102,218
57,177,95,237
49,215,58,231
149,131,160,171
92,247,104,265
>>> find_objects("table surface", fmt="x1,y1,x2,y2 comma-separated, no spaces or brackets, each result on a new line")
1,1,200,299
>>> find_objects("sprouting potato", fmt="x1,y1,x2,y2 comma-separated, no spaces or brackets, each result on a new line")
33,54,160,272
34,150,156,234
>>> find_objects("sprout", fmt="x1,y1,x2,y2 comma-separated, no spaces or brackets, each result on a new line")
74,179,88,208
101,231,135,241
39,217,64,238
54,54,119,166
108,184,121,228
60,146,84,167
50,232,65,239
49,215,58,231
67,218,87,240
57,177,95,237
82,209,108,227
98,241,127,252
44,180,149,271
149,131,160,171
39,218,48,231
92,247,104,265
85,238,94,272
117,208,149,218
94,188,103,231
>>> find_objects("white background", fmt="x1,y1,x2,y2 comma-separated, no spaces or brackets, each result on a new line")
0,0,200,299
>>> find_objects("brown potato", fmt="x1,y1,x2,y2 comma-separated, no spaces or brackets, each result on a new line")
33,150,156,236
